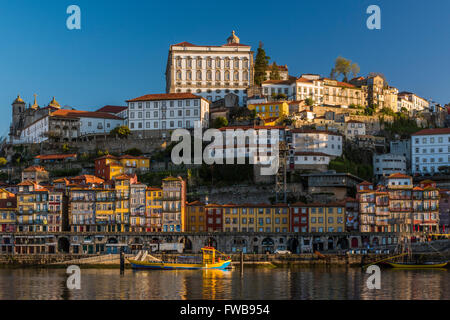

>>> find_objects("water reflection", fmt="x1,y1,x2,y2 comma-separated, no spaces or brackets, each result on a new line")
0,267,448,300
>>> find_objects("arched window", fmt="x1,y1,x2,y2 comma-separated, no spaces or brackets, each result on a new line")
215,57,221,68
207,70,212,80
234,58,239,68
187,59,192,68
243,71,249,81
225,58,230,68
225,71,230,81
215,71,221,81
187,71,192,80
243,59,249,68
207,58,212,68
234,71,239,81
177,71,182,80
197,57,202,68
176,58,182,67
196,71,202,80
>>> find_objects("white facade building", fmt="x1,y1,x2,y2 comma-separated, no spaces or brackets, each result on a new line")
411,128,450,175
398,92,430,114
18,109,124,144
294,75,324,104
373,153,407,178
165,31,253,106
290,152,330,171
290,129,342,158
78,116,123,135
204,126,287,167
397,97,414,113
345,120,366,140
126,93,210,131
262,79,295,100
261,75,324,104
18,116,49,144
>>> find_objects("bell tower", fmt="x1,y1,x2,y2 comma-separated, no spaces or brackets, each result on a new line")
11,94,26,138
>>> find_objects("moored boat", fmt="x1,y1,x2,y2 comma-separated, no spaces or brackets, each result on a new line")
386,261,448,269
128,246,232,270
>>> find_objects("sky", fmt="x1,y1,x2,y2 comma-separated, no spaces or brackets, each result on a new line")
0,0,449,138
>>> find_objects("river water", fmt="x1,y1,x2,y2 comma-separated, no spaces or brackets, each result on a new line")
0,267,448,300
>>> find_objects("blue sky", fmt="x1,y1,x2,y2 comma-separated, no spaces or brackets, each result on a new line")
0,0,449,138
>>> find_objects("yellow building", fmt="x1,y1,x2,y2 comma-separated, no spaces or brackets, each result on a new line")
118,155,150,174
95,154,150,181
308,202,346,233
114,175,132,232
185,201,206,232
247,101,289,122
222,204,289,233
146,187,162,232
0,188,16,234
109,163,125,180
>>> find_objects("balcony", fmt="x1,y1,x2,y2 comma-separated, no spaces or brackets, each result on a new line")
161,197,181,201
162,208,181,213
96,198,115,202
389,207,412,212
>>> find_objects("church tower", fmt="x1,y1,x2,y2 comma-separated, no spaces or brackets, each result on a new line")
11,95,26,138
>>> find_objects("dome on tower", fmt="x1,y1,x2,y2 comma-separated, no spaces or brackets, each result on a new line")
13,95,25,104
227,30,240,44
48,97,61,109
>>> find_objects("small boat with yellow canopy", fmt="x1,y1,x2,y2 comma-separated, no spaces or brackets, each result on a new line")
128,247,232,270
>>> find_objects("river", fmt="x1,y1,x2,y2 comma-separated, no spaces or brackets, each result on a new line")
0,267,448,300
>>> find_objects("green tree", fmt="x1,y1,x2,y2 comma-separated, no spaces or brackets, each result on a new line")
254,42,270,86
212,116,229,129
330,56,360,82
110,125,131,139
125,148,143,156
269,62,281,80
62,143,70,153
305,98,314,106
0,157,7,167
272,93,287,101
380,107,395,116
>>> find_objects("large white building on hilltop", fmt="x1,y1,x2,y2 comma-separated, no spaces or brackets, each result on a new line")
411,128,450,175
126,93,210,134
165,31,254,107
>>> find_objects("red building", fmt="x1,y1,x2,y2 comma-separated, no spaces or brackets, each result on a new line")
290,202,308,232
205,204,223,232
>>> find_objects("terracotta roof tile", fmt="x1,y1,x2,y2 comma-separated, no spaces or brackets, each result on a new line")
35,154,77,160
96,105,128,113
126,93,207,102
23,165,48,172
51,109,123,120
411,128,450,136
388,173,412,179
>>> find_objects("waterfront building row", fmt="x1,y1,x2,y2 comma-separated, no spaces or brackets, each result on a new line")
357,173,440,233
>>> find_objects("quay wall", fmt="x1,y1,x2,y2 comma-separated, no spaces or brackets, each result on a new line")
1,252,448,267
